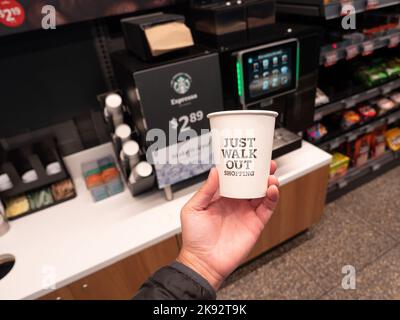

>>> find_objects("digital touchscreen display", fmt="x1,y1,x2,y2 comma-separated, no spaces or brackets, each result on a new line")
238,39,298,106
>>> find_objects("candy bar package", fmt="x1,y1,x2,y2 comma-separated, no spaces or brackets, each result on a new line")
341,110,361,129
347,134,372,168
329,152,350,181
306,123,328,142
385,127,400,152
370,125,387,159
357,104,376,122
376,98,396,115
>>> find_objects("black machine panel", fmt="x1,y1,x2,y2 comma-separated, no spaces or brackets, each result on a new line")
112,48,224,146
235,38,299,107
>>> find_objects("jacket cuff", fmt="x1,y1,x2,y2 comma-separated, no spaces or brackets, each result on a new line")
170,261,217,300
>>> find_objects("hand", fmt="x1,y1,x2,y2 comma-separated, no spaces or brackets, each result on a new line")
177,161,279,291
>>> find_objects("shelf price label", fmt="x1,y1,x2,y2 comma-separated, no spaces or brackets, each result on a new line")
329,139,341,150
345,98,357,109
338,180,348,189
324,51,338,67
362,41,374,56
340,1,354,16
388,34,400,49
381,85,391,95
345,44,359,60
388,113,400,124
365,124,375,133
372,163,381,171
366,0,379,10
347,132,359,142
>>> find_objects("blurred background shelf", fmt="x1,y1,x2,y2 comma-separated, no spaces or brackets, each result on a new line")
314,77,400,121
327,148,400,202
317,107,400,151
320,29,400,66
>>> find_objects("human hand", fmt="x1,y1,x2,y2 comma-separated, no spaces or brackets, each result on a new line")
177,161,279,291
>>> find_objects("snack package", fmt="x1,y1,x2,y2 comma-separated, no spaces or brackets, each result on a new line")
329,153,350,180
370,125,387,158
376,97,396,114
385,127,400,151
356,64,387,87
306,123,328,141
385,59,400,77
347,134,372,167
5,195,30,219
315,88,330,107
357,104,377,122
341,110,361,129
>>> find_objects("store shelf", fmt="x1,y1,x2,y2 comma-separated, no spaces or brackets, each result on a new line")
277,0,400,20
314,77,400,121
317,107,400,151
320,29,400,66
327,149,400,202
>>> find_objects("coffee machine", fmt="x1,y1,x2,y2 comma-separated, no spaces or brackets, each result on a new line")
198,23,321,157
188,1,321,157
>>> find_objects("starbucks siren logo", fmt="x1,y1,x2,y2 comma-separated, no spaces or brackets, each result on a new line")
171,73,192,95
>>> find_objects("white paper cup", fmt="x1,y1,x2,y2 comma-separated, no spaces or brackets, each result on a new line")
208,110,278,199
115,124,132,143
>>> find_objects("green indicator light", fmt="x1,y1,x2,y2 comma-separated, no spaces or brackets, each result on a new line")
236,60,243,97
296,45,300,82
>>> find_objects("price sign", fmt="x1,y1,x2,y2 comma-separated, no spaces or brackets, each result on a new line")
345,45,359,60
131,52,224,189
324,51,338,67
388,34,400,49
0,0,25,27
169,111,205,134
362,41,374,56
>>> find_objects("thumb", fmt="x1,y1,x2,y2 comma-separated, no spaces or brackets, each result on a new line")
187,167,219,210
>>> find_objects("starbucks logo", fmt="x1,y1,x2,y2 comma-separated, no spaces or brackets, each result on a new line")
171,73,192,95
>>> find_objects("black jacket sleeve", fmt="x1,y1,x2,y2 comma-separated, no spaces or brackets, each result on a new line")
133,262,216,300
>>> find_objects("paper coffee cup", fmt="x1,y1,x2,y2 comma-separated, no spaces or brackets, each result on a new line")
208,110,278,199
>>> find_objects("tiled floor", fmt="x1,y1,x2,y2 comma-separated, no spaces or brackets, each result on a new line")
218,165,400,300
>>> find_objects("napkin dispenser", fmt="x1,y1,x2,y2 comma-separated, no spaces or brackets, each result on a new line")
121,12,194,61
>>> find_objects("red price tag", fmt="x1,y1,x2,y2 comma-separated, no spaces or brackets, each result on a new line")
388,34,400,48
324,51,338,67
0,0,25,27
362,41,374,56
346,44,359,60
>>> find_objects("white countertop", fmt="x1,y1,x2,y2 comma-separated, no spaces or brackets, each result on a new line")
0,141,331,300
